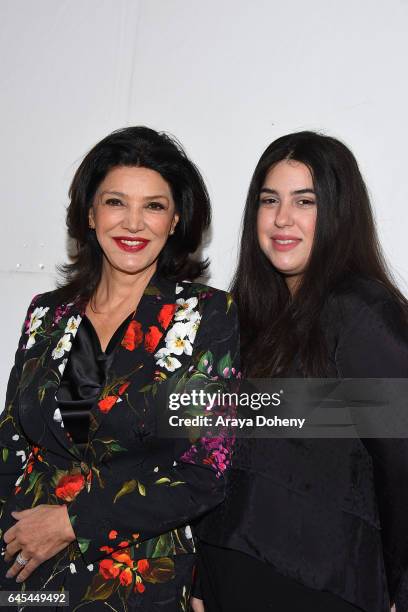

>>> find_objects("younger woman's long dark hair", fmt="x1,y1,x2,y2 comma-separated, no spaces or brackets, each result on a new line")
57,126,211,302
232,131,407,377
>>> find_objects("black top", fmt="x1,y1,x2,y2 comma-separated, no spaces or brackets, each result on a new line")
56,313,134,446
196,278,408,612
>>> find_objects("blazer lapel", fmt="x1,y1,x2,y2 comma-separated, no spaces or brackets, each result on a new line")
19,296,86,459
86,274,180,441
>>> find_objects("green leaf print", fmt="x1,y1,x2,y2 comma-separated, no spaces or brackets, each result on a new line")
197,351,213,374
78,538,91,554
217,351,232,378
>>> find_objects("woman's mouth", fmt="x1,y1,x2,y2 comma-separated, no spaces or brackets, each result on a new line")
113,237,150,252
271,237,301,252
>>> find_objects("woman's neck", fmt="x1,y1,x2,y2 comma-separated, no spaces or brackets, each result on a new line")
285,273,301,295
90,262,157,313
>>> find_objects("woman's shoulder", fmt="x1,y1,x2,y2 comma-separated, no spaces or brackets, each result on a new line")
26,288,82,310
327,277,408,377
331,276,401,310
323,276,408,351
327,277,406,328
22,289,84,327
177,280,233,308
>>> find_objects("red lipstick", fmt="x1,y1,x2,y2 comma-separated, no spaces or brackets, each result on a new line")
113,237,150,252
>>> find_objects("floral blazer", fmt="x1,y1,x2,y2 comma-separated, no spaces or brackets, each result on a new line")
0,274,239,609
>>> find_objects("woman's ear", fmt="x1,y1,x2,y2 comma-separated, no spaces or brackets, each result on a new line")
170,212,180,235
88,207,95,229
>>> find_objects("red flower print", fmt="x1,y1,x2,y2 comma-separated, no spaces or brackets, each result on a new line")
98,396,118,413
144,326,163,353
119,567,133,586
55,473,85,502
136,559,150,576
99,546,114,554
118,382,130,396
118,540,129,548
99,558,120,580
158,304,177,330
135,580,146,593
112,551,133,568
108,530,118,540
121,320,143,351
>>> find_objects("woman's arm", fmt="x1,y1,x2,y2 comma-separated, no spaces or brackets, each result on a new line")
0,297,40,508
335,296,408,612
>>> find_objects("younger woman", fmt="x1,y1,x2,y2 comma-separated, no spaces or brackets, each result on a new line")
194,131,408,612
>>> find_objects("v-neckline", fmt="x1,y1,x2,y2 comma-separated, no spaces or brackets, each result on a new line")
82,312,135,355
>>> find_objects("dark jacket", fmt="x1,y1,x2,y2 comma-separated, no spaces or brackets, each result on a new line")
196,278,408,612
0,274,240,609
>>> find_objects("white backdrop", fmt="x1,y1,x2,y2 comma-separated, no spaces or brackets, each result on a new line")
1,0,408,398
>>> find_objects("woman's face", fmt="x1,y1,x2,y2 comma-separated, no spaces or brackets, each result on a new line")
257,160,317,290
89,166,179,277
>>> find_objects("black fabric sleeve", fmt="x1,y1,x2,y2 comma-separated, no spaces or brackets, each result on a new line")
0,297,39,510
335,297,408,611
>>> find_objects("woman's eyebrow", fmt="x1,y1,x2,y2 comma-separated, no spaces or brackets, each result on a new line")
259,187,315,195
291,188,315,195
99,190,169,200
141,194,169,200
100,190,127,197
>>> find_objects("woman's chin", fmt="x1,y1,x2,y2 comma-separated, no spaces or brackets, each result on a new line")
103,257,158,277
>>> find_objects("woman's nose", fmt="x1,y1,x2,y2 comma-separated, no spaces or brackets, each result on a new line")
274,201,293,228
122,204,145,232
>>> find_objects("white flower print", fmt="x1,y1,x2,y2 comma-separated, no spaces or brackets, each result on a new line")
155,348,182,372
53,407,64,427
28,306,49,334
185,312,201,343
58,358,68,376
16,450,26,464
165,322,192,356
15,473,24,487
175,284,184,295
174,297,198,321
12,434,19,441
69,563,77,574
87,564,94,572
64,315,81,337
26,334,36,349
185,525,193,539
52,334,72,360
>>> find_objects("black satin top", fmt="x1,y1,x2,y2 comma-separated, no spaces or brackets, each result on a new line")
196,278,408,612
56,313,134,447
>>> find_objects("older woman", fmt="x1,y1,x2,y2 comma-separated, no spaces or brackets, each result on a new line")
0,127,239,610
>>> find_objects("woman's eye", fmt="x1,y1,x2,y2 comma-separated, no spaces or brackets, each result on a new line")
105,198,123,206
259,198,278,206
147,201,166,210
297,199,316,208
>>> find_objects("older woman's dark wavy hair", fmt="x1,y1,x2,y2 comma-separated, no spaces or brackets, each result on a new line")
58,126,211,301
232,131,408,377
